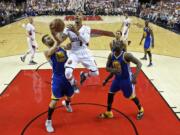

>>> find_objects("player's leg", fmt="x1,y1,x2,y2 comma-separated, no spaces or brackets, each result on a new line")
141,39,149,60
122,81,144,120
45,75,63,133
20,50,30,62
147,50,152,66
45,99,58,133
99,80,120,118
147,39,153,66
80,52,99,84
29,46,37,65
29,40,38,64
62,79,74,112
20,38,31,62
122,29,129,41
131,96,144,120
141,48,147,60
65,53,79,93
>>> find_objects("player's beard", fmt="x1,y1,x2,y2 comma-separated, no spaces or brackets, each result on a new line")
75,18,82,26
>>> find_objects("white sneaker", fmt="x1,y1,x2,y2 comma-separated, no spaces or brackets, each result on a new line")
72,84,80,94
45,120,54,133
74,87,80,94
62,100,73,112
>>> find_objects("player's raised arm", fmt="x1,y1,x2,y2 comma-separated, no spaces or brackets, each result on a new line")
42,35,59,60
124,53,142,84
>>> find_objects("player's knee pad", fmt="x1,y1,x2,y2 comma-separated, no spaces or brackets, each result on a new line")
89,70,99,76
65,67,73,80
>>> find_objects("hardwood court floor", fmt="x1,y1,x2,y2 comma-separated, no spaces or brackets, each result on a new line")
0,16,180,57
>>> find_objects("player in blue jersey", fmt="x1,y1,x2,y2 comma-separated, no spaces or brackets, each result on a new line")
99,42,144,120
103,30,130,86
140,20,154,67
42,34,74,133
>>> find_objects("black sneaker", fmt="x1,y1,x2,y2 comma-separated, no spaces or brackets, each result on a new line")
140,57,147,60
137,107,144,120
29,60,37,65
128,40,131,45
20,57,25,62
80,71,87,85
147,63,153,67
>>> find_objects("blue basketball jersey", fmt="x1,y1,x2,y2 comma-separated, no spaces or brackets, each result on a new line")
111,51,132,80
110,51,134,98
50,47,67,76
144,27,152,49
144,27,151,40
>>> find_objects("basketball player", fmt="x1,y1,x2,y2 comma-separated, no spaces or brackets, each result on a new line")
42,35,74,133
20,17,38,65
139,20,154,67
121,13,131,42
50,12,99,93
99,42,144,120
103,30,127,86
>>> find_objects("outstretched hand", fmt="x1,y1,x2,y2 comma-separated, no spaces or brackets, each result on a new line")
67,24,78,34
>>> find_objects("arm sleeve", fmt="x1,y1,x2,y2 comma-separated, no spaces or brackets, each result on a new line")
78,26,91,44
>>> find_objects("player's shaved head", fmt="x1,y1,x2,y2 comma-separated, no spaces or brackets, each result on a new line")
28,17,33,24
145,20,149,27
125,13,128,18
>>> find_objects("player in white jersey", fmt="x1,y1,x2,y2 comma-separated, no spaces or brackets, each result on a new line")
20,17,38,65
50,12,99,93
121,14,131,42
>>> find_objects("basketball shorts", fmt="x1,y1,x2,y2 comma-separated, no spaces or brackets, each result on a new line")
51,74,74,100
110,78,135,98
65,48,98,72
27,37,38,50
144,38,152,51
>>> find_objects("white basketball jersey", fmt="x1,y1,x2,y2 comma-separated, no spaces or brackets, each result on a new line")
123,18,131,31
63,25,91,51
26,23,36,39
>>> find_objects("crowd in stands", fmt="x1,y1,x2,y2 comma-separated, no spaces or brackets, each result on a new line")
0,1,26,26
0,0,180,33
139,0,180,32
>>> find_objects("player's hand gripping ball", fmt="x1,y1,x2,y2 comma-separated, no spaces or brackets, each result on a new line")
112,61,121,73
50,19,65,32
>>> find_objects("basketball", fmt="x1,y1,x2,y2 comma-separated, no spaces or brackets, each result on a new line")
50,18,65,32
